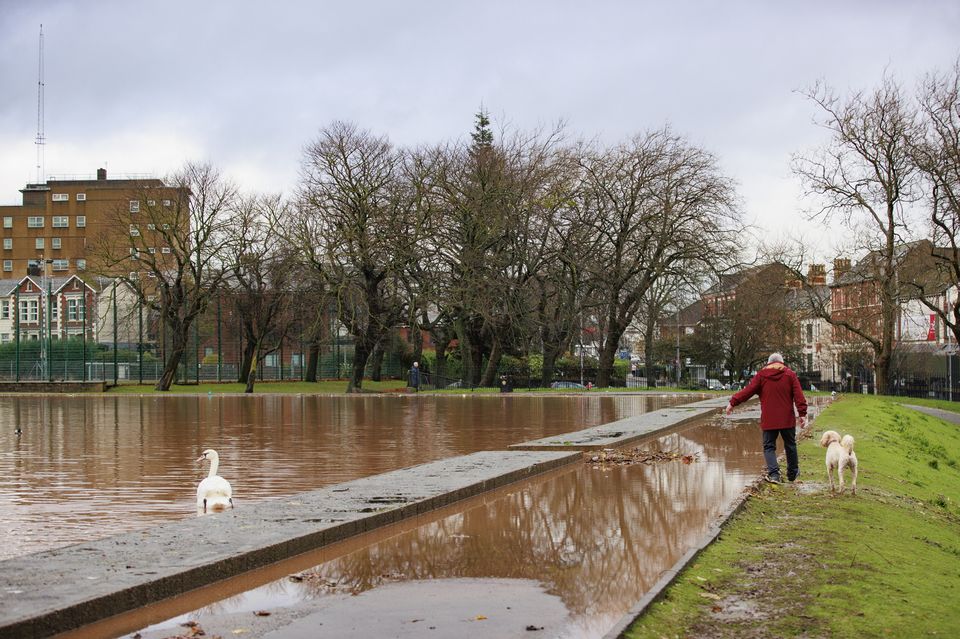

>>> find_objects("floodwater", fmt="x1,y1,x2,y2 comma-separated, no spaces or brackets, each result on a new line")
120,411,773,639
0,393,692,560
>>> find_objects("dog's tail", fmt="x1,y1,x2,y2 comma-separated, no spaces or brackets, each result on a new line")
841,434,855,454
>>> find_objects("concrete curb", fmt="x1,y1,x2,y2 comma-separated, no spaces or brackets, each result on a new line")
510,398,729,451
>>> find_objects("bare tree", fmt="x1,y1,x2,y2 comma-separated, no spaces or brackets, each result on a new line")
792,78,921,394
87,162,239,390
223,193,300,393
579,129,741,387
299,122,428,392
907,61,960,342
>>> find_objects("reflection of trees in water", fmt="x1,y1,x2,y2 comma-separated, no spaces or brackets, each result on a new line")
294,421,759,619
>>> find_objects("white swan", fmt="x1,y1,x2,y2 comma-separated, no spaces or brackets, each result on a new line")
196,449,233,514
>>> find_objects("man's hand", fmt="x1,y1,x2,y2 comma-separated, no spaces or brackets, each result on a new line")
798,416,807,428
725,403,733,416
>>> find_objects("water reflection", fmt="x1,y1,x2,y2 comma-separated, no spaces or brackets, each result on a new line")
138,413,766,639
0,393,688,559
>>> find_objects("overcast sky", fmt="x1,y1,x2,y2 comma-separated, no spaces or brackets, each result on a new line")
1,1,958,259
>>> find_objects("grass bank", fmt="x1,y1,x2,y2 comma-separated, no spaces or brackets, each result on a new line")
106,380,409,394
106,381,708,395
625,394,960,638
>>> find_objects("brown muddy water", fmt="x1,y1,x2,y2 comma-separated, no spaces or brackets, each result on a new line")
98,408,797,639
0,393,693,560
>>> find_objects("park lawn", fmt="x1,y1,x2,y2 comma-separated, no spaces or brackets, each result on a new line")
625,394,960,639
106,380,410,394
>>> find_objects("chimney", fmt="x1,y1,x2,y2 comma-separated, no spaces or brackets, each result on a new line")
833,258,851,283
97,167,107,180
807,264,827,286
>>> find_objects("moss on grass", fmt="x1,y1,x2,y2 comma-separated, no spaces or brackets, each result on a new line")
625,395,960,638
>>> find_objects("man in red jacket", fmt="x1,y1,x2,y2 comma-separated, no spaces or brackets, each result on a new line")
726,352,808,484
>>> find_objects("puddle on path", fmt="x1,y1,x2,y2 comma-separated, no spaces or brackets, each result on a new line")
84,409,805,639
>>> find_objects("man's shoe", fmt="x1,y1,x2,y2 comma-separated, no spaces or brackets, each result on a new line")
764,474,783,485
788,470,800,482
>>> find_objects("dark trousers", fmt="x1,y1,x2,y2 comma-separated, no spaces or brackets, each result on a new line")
762,427,798,479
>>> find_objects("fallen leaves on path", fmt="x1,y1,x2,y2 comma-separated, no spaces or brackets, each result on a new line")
585,448,700,468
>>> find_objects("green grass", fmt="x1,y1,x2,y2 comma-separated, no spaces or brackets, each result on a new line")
625,394,960,638
106,380,411,394
106,381,709,395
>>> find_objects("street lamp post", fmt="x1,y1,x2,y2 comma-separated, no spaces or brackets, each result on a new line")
38,256,53,381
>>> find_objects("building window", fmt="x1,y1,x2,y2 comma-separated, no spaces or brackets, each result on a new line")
161,247,171,254
28,216,44,228
146,223,156,230
52,259,68,271
76,258,86,271
147,200,156,206
129,200,140,213
3,217,11,228
0,334,8,344
76,193,86,201
52,238,61,249
35,238,44,250
67,298,80,321
19,300,38,322
52,193,69,202
130,248,139,259
3,238,10,250
148,247,156,254
805,324,813,344
76,216,86,228
129,224,140,237
1,300,8,319
162,199,172,207
162,223,170,230
51,303,58,320
3,260,12,271
53,216,69,228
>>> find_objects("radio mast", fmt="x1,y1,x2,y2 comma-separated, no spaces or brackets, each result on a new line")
35,24,45,184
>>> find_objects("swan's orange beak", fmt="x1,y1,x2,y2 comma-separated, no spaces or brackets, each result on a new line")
196,454,206,462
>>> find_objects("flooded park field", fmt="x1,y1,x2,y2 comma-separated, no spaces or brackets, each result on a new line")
104,406,769,639
0,393,694,560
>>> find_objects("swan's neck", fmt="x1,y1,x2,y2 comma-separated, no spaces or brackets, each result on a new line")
208,455,220,477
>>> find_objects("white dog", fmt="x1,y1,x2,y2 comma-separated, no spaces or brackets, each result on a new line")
819,430,858,495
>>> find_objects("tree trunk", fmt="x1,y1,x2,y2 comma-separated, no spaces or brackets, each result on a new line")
238,338,256,384
454,318,475,386
305,338,320,382
596,329,622,388
479,337,501,388
643,321,656,388
541,341,561,387
370,339,385,382
347,336,373,393
244,352,258,393
433,335,450,385
155,324,189,391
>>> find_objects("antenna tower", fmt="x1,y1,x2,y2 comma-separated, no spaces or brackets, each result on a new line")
35,24,45,184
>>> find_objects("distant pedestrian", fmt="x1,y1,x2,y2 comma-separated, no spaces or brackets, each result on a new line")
726,352,807,484
408,361,421,391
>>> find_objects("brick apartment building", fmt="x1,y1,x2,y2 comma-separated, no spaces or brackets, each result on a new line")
0,168,182,279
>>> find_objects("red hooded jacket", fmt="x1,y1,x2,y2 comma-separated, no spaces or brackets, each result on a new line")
729,362,807,430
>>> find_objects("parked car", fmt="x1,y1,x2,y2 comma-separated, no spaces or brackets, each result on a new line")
550,381,586,389
703,378,724,391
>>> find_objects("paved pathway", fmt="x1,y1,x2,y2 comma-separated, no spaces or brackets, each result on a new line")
901,403,960,424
